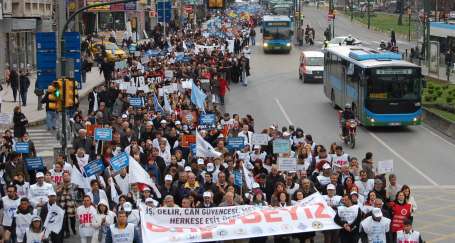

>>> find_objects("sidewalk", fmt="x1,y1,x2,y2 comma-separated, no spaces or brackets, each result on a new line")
0,68,104,127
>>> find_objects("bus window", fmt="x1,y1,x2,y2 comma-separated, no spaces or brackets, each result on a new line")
367,68,420,100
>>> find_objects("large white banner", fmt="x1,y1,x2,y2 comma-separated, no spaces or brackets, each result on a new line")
141,193,340,243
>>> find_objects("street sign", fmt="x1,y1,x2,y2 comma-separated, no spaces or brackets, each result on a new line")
36,32,57,90
63,32,82,89
157,0,172,23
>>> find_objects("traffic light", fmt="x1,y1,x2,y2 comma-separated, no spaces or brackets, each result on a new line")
47,79,63,111
64,79,78,108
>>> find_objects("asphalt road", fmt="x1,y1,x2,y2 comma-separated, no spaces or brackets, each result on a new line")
225,6,455,242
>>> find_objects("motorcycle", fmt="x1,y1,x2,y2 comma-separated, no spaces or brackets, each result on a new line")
344,119,358,149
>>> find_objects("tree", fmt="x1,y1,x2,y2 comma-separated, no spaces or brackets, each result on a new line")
397,0,404,25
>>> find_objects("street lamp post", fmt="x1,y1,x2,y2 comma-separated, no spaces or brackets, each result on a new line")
367,0,371,29
58,0,138,155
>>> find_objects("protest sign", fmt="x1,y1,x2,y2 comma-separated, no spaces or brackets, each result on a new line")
25,157,44,171
0,113,12,124
129,97,144,107
278,157,297,171
141,56,150,64
376,159,394,174
226,137,245,151
273,139,290,154
199,113,216,128
181,134,196,148
110,152,129,172
83,160,105,177
180,110,198,125
140,199,340,243
15,142,29,154
251,133,268,145
115,60,128,69
165,70,174,79
190,144,196,155
94,128,113,141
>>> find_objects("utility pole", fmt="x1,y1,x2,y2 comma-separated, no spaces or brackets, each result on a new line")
424,0,430,67
408,7,411,41
367,0,371,29
350,0,353,22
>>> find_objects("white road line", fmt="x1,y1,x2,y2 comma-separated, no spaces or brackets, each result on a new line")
412,185,455,190
274,98,293,125
421,125,455,149
367,131,439,186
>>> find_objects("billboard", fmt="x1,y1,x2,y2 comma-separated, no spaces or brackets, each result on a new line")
207,0,224,9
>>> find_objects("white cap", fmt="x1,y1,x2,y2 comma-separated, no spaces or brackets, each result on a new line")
270,125,276,129
36,172,44,178
197,158,205,165
327,184,336,190
245,162,254,170
143,187,151,192
175,120,181,125
184,166,192,172
165,174,173,181
98,199,109,207
253,145,260,149
206,163,215,173
147,121,154,126
123,202,133,212
160,120,167,124
283,131,290,137
322,163,331,170
372,208,383,218
252,182,260,189
218,133,224,138
350,191,358,196
122,114,128,119
48,190,57,196
203,191,213,198
32,216,42,222
145,197,159,207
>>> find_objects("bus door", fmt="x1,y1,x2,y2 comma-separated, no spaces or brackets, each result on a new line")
357,68,367,122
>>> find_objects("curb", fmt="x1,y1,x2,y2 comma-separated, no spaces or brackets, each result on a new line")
422,107,455,139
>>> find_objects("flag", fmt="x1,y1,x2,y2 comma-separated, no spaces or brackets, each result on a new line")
191,81,207,113
242,162,254,190
70,165,90,189
196,130,221,158
163,93,172,113
128,155,162,198
153,94,164,113
43,204,65,237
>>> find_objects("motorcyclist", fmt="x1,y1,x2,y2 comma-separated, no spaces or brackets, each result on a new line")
379,40,387,50
341,103,355,138
344,35,355,45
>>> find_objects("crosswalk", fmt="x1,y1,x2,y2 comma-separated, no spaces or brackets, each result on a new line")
27,128,61,158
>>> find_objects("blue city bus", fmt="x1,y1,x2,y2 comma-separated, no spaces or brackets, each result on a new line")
323,46,424,126
262,15,293,53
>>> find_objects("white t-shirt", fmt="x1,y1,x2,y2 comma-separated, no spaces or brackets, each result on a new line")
1,196,20,226
77,205,97,237
360,216,391,243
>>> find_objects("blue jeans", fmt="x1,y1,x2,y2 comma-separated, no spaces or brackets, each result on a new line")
46,110,57,129
251,37,256,46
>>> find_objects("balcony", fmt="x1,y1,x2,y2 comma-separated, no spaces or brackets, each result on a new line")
11,0,53,18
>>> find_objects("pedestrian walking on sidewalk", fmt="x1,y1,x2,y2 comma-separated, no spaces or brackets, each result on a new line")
9,66,19,102
34,79,44,111
19,70,30,106
13,106,28,138
42,90,57,130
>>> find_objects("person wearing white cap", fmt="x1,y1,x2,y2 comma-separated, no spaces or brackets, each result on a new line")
199,191,215,208
316,162,332,189
236,144,251,163
113,167,130,196
360,207,391,243
93,200,116,243
122,202,140,227
28,171,55,209
105,210,140,243
39,190,64,242
323,184,341,209
77,195,98,243
250,145,266,163
25,216,45,243
335,194,362,243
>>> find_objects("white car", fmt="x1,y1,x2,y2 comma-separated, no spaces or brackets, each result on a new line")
324,36,362,48
299,51,325,83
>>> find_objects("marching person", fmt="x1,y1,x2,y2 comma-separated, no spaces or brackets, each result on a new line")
105,210,141,243
335,194,362,243
77,195,98,243
360,208,391,243
1,184,21,242
25,216,46,243
396,219,424,243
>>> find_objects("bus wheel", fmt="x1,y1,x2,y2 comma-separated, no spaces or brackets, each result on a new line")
330,90,336,108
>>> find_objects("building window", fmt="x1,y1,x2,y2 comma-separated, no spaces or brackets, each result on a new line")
98,12,126,31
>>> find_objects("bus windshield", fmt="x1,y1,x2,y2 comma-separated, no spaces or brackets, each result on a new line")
263,26,291,40
272,7,290,15
367,68,421,100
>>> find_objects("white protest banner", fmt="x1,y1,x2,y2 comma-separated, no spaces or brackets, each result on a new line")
251,133,268,145
181,79,193,89
127,86,137,95
376,159,393,174
141,56,150,64
0,113,12,124
141,201,340,243
278,157,297,171
44,204,65,237
165,70,174,79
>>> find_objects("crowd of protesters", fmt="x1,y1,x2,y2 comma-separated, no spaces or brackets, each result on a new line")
0,6,424,243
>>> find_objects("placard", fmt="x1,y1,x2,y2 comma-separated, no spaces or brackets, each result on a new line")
165,70,174,79
115,60,128,69
278,157,297,171
226,136,245,151
190,143,196,155
83,159,105,177
376,159,394,174
273,139,290,154
0,113,12,124
198,113,216,128
251,133,269,145
129,97,144,107
181,134,196,148
94,128,113,141
141,56,150,64
15,142,30,154
110,152,129,172
180,110,198,125
25,157,44,171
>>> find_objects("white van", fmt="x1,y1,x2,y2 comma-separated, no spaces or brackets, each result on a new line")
298,51,324,83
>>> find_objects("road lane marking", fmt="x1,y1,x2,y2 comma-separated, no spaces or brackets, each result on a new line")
367,131,439,186
275,98,293,125
421,125,455,149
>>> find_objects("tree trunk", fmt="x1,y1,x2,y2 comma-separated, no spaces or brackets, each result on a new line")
398,13,403,25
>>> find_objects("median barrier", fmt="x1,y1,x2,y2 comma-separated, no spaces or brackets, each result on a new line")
422,107,455,139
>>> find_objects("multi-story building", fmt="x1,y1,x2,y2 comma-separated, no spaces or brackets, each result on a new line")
0,0,54,82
